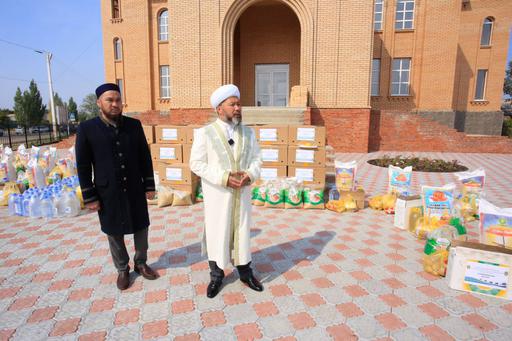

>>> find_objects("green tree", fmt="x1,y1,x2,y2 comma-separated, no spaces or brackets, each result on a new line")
13,80,46,126
67,97,78,114
504,60,512,98
0,108,13,127
53,92,65,108
78,93,99,121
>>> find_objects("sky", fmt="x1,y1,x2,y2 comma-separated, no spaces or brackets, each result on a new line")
0,1,104,111
0,2,511,110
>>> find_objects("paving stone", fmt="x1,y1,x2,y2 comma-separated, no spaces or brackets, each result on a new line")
360,279,393,295
195,295,226,311
169,311,202,335
0,310,32,329
437,296,474,316
79,311,114,333
480,306,512,327
394,287,431,305
393,305,433,328
346,315,388,339
259,316,294,339
223,303,258,325
437,316,483,340
34,291,69,308
272,295,306,315
199,325,236,341
108,323,141,340
168,284,194,300
295,326,329,339
116,292,144,310
391,327,427,341
309,304,344,327
140,301,169,322
11,320,54,341
486,328,512,341
55,301,90,320
354,295,390,315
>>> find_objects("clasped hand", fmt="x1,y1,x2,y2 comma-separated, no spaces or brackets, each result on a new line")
227,171,251,189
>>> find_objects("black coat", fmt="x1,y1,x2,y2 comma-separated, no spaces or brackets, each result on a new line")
75,116,155,235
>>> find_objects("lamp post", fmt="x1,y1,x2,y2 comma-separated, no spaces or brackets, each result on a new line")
35,50,58,139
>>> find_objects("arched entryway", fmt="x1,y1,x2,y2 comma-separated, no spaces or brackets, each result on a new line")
222,0,313,107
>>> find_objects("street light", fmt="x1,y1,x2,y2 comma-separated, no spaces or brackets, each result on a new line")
35,50,58,139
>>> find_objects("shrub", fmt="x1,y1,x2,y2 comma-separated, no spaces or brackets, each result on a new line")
368,155,468,172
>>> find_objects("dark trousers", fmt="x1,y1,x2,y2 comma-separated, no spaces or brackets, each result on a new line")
209,261,253,282
107,228,149,272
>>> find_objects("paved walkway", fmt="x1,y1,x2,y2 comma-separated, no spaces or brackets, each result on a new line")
1,151,511,340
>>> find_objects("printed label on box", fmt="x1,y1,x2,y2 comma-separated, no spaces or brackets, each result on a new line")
261,168,278,180
159,147,176,160
295,168,314,182
296,149,315,163
297,127,315,141
165,168,182,181
463,260,509,297
162,128,178,140
261,149,279,162
259,128,278,142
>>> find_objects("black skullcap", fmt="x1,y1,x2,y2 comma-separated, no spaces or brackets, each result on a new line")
95,83,120,98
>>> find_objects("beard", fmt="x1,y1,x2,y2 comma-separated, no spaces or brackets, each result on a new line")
232,116,241,126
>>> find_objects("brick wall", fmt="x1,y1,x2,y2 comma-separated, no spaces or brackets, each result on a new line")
369,110,512,153
311,108,371,152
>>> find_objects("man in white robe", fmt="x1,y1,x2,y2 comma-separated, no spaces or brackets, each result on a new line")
190,84,263,298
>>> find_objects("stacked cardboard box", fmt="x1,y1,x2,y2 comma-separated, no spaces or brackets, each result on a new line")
150,125,199,201
253,125,327,187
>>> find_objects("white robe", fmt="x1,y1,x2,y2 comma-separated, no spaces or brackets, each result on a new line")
189,119,262,269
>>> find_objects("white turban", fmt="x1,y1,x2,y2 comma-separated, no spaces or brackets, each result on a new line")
210,84,240,109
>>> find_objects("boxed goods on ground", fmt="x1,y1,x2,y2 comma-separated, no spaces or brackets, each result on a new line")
155,125,187,144
288,166,325,186
151,144,183,163
447,240,512,300
415,184,456,237
182,144,192,164
394,194,423,230
455,168,485,222
142,125,155,144
258,166,287,183
288,125,326,147
185,125,202,144
251,125,288,145
288,146,326,167
479,199,512,249
157,163,198,185
260,145,287,166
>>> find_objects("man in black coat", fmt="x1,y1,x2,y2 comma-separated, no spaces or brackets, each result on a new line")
75,83,158,290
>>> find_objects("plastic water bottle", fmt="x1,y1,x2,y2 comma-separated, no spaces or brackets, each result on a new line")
8,194,17,216
40,194,54,219
28,195,42,218
14,194,24,216
62,191,80,217
22,195,31,217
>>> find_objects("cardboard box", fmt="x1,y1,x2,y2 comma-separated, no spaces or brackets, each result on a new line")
184,125,202,144
155,125,187,144
182,144,192,164
157,163,198,185
288,125,326,147
257,166,287,183
142,125,155,144
287,166,326,186
251,125,288,145
288,146,326,167
447,240,512,300
339,188,365,210
260,145,287,166
394,194,423,230
150,144,183,163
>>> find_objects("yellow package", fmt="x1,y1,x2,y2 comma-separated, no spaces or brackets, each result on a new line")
0,182,20,206
157,186,174,208
423,249,449,276
172,190,192,206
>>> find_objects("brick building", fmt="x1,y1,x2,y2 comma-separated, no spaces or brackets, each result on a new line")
101,0,512,152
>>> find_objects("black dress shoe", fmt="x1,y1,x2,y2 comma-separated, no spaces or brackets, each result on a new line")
134,263,158,280
117,270,130,290
206,280,223,298
240,275,263,292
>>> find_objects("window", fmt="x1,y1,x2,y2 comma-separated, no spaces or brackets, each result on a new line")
371,59,381,96
158,10,169,41
474,69,487,100
480,17,493,46
395,0,414,30
374,0,384,31
116,79,124,101
113,38,122,60
112,0,120,19
391,58,411,96
160,66,170,98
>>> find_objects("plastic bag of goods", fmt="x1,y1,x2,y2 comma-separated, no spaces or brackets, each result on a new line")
479,199,512,249
422,220,466,276
388,165,412,195
195,182,203,202
252,182,267,206
264,180,285,208
326,195,357,213
284,178,303,209
369,192,397,214
157,185,174,208
335,160,356,191
172,189,193,206
455,168,485,222
303,186,325,209
421,183,456,228
1,147,16,183
47,166,63,185
15,144,28,173
0,182,21,206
